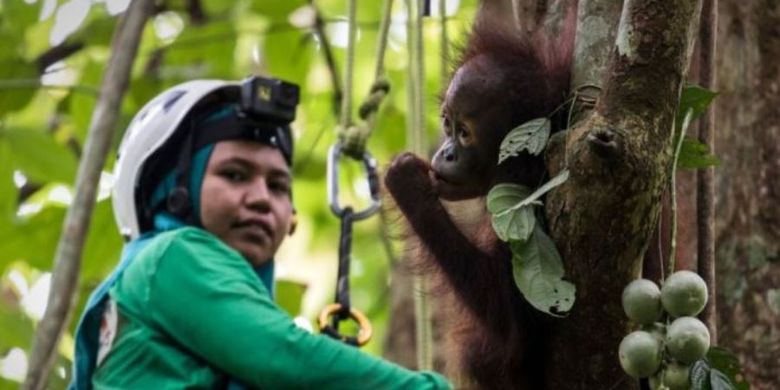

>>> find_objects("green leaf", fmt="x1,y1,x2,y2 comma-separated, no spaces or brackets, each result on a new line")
486,184,533,213
0,377,22,389
0,140,16,221
0,127,78,183
164,21,238,78
263,28,314,85
493,206,535,242
0,204,64,273
0,0,42,37
487,184,535,241
691,359,713,390
202,0,237,16
251,0,307,21
679,85,718,124
678,137,721,170
0,56,38,116
487,170,569,243
510,226,575,316
706,347,749,390
0,300,34,352
710,369,737,390
275,279,307,316
498,118,550,164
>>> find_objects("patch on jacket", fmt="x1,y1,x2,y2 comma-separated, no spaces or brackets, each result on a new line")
96,298,119,366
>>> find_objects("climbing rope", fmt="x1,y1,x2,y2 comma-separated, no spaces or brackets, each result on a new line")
318,0,395,347
336,0,395,160
406,0,434,371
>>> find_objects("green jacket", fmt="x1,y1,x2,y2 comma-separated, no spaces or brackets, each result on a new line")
92,227,450,389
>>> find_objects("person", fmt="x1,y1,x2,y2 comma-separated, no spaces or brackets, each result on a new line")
69,76,451,390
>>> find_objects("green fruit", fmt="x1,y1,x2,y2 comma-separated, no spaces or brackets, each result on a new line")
649,373,670,390
666,317,710,364
663,363,691,390
623,279,663,324
619,331,663,378
661,271,708,318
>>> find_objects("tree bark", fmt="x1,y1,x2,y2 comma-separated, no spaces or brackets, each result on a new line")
22,1,155,388
712,1,780,388
570,0,624,119
544,0,702,388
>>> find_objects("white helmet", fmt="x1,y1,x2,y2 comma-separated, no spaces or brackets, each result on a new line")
112,79,237,240
113,76,299,240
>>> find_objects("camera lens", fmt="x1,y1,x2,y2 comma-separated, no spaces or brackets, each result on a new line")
277,84,299,107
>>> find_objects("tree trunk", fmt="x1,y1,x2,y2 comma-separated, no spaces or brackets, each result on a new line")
712,1,780,388
544,0,702,388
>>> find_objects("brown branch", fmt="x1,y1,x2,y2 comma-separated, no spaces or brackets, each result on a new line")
696,0,717,345
186,0,207,25
310,1,343,118
35,42,85,74
22,0,155,388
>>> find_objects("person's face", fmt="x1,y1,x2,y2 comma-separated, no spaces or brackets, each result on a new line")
200,140,293,267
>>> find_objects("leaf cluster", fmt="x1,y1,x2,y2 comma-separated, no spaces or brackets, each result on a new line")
675,85,720,170
487,118,574,316
690,347,749,390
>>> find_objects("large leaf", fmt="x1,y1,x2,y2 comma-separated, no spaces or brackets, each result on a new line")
678,85,719,126
510,226,575,316
498,118,550,164
691,359,712,390
707,347,749,390
487,184,535,241
691,356,742,390
487,170,570,242
1,127,78,184
710,369,737,390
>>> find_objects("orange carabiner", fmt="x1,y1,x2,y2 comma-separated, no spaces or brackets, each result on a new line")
318,303,373,347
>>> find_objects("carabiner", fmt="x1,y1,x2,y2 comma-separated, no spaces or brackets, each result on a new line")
327,143,381,221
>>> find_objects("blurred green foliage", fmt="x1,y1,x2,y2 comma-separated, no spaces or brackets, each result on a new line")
0,0,479,385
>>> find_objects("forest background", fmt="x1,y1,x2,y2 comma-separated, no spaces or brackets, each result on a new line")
0,0,777,389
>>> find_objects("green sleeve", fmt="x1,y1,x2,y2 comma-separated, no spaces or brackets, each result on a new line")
144,228,450,390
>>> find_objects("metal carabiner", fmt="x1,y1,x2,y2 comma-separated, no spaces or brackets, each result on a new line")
318,303,373,347
327,143,381,221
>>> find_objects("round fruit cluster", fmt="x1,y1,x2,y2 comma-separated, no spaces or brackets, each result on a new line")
618,271,711,390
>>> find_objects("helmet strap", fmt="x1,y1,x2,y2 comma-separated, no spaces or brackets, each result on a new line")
167,122,197,224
